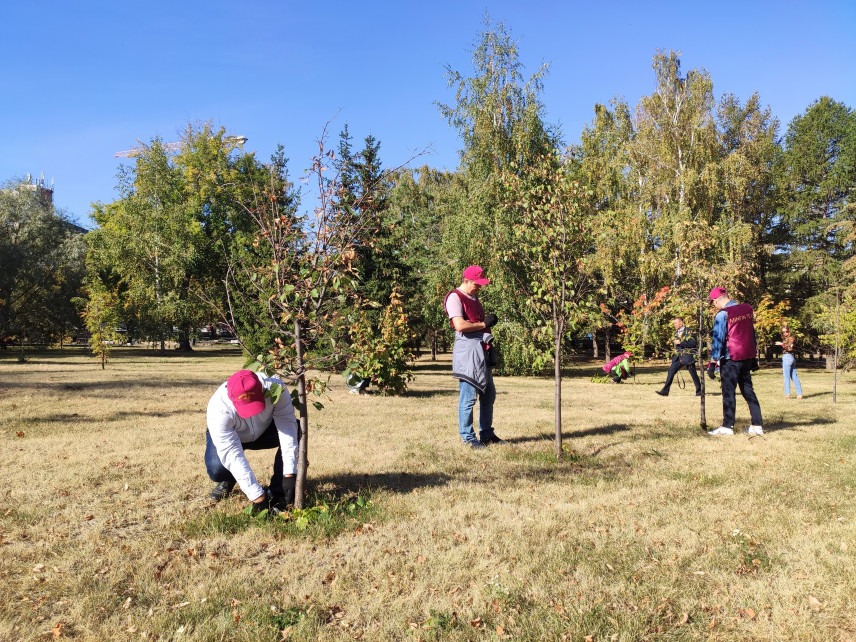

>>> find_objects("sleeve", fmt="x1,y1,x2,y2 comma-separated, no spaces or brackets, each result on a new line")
206,397,265,500
445,292,464,319
677,334,698,350
272,386,299,476
710,311,728,361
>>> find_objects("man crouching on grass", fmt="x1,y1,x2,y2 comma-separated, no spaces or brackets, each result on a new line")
204,369,298,512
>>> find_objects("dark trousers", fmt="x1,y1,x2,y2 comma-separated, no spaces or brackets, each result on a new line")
204,422,284,490
662,358,701,393
720,359,763,428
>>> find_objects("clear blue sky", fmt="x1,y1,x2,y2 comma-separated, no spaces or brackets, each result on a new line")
2,1,854,227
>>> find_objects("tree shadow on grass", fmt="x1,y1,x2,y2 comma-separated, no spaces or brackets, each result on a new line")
402,389,458,398
310,471,452,498
39,408,198,424
1,378,218,394
411,361,451,375
764,415,837,432
504,424,632,444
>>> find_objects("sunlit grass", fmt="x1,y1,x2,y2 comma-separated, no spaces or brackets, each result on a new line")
1,347,854,640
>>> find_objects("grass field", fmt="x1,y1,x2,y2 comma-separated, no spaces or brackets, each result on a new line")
1,348,855,641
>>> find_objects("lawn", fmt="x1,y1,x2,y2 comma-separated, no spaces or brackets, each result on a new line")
1,348,854,641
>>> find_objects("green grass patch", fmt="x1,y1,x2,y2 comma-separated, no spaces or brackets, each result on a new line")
183,488,381,540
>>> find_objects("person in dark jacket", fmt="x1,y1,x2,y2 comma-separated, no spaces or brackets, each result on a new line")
656,317,701,396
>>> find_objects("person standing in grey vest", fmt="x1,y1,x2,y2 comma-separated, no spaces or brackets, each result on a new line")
443,265,503,449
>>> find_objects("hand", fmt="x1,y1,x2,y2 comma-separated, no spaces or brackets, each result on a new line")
707,361,717,380
249,492,271,514
483,313,498,329
282,476,296,506
751,358,760,372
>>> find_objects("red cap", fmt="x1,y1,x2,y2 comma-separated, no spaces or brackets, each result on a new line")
462,265,490,285
226,370,265,418
709,287,728,301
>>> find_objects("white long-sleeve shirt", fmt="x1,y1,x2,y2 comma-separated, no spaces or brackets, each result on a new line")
206,373,298,500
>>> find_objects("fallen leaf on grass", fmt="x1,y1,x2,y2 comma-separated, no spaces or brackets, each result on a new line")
470,617,482,628
16,431,25,438
808,595,823,610
676,612,689,626
51,623,64,638
280,626,293,640
416,555,426,564
585,636,594,642
449,586,461,595
496,624,504,635
172,602,190,609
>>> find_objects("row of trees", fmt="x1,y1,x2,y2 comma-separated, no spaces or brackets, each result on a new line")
2,20,854,466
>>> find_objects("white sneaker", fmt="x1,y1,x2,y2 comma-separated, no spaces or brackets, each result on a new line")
707,426,734,436
746,425,764,436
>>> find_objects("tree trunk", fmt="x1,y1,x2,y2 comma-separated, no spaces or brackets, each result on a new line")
431,331,437,361
554,324,563,459
294,319,310,509
698,300,706,429
605,325,611,361
177,328,193,352
592,328,599,359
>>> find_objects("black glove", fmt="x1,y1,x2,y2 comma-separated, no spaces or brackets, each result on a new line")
707,361,717,380
281,477,296,507
483,313,498,328
751,358,760,372
249,492,272,514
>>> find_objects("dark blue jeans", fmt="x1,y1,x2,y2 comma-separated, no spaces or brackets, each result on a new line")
204,422,284,489
720,359,763,428
662,358,701,394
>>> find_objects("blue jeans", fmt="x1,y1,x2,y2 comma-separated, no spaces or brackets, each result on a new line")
782,353,802,396
458,377,495,443
204,423,284,489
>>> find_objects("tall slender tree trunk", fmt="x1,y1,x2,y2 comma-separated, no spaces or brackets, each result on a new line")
294,319,310,509
698,298,706,429
592,327,599,359
605,325,611,361
833,285,840,403
554,319,563,459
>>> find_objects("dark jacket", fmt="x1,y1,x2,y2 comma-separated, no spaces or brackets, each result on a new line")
673,326,698,366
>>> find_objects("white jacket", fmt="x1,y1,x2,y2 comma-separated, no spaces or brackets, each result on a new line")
206,373,298,500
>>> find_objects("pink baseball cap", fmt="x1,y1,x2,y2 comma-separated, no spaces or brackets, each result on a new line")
462,265,490,285
226,370,266,418
709,287,728,301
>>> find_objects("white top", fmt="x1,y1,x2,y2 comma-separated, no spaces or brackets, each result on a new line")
206,372,298,500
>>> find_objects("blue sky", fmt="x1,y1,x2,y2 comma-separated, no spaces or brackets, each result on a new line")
2,1,854,227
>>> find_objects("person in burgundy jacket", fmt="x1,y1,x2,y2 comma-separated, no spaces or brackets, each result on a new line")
443,265,503,449
706,287,763,437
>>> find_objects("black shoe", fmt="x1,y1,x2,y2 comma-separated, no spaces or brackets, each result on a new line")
695,391,702,396
656,389,668,396
210,480,236,501
465,440,487,449
480,432,505,445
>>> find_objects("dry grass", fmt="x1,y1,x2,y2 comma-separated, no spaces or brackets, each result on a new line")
1,347,855,641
